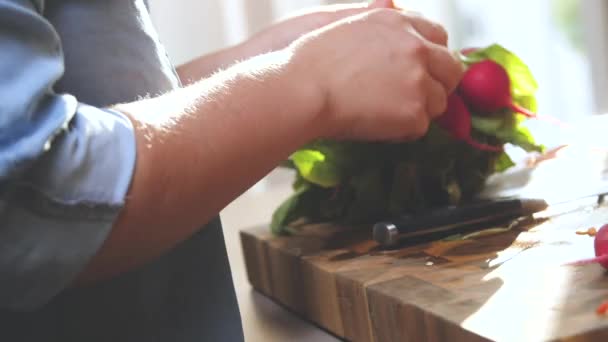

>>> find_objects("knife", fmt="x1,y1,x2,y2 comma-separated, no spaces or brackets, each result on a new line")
372,194,606,248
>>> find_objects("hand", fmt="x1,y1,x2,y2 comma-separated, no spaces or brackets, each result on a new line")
242,0,395,56
286,8,464,141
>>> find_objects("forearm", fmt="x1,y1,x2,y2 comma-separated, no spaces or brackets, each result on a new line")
78,51,322,282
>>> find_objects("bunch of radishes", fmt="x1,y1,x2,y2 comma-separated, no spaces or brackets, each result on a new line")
435,49,536,152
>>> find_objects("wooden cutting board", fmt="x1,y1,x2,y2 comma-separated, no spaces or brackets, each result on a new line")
241,116,608,341
241,203,608,342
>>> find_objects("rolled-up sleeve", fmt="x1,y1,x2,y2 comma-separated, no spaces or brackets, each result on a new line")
0,0,136,311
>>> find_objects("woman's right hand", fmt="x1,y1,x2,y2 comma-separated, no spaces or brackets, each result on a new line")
286,8,464,142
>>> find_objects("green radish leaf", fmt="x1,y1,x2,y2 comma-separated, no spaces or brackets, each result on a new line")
292,172,307,191
343,168,388,223
388,162,424,216
513,94,538,113
289,149,340,188
288,140,370,188
471,115,544,153
470,115,506,132
270,183,329,235
494,152,516,172
270,183,310,235
506,126,545,153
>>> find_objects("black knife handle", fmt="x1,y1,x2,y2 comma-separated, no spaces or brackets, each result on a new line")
373,198,547,247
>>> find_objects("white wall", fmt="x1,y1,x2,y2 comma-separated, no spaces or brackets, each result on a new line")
148,0,597,126
146,0,458,65
147,0,225,65
148,0,328,65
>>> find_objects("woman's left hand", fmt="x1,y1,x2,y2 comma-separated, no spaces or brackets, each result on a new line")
243,0,396,55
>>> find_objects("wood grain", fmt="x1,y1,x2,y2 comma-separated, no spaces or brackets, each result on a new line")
241,204,608,341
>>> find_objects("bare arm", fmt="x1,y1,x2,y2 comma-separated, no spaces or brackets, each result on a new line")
77,52,321,283
76,8,462,284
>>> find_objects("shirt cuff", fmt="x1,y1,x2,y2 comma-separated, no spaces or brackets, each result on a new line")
0,102,136,311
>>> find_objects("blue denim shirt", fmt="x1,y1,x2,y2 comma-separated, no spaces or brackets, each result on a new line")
0,1,243,341
0,0,140,311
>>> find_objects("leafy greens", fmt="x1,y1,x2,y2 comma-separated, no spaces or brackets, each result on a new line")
271,44,544,234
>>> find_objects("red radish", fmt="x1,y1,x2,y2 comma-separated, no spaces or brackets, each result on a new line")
458,60,536,118
597,225,608,268
565,224,608,268
436,93,503,152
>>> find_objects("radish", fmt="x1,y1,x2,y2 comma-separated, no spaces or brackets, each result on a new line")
458,60,536,118
565,224,608,268
435,93,503,152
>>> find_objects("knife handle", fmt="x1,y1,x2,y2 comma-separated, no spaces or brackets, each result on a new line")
373,198,547,247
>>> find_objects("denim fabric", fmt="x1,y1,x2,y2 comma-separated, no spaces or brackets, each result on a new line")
0,0,243,340
0,0,137,311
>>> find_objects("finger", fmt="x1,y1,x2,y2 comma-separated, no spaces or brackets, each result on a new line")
322,0,395,22
425,77,448,118
289,3,371,23
370,0,395,9
313,4,382,25
426,44,465,93
405,13,448,46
